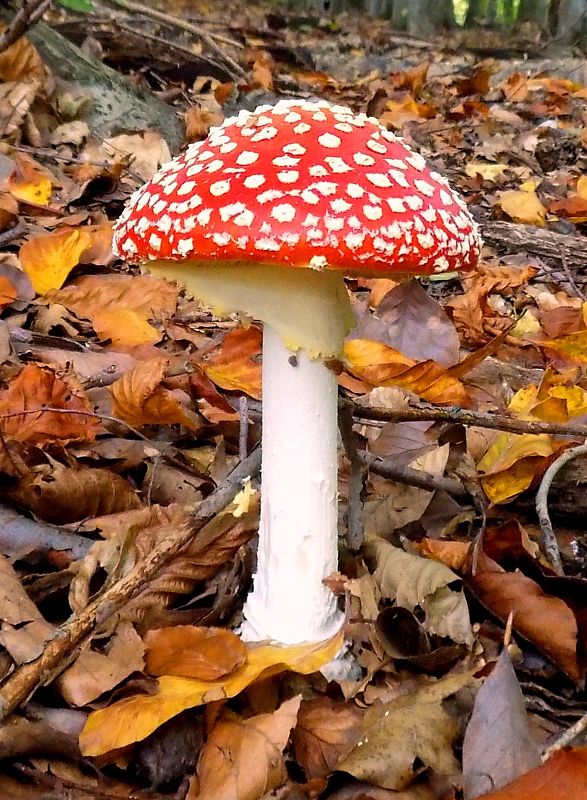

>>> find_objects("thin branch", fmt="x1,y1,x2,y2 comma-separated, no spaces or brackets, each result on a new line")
358,451,469,499
543,711,587,759
0,0,52,53
535,443,587,576
353,404,587,439
0,445,261,722
102,0,246,78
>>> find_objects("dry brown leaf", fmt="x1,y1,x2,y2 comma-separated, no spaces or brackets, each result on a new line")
80,632,341,756
293,697,364,779
0,81,39,137
8,463,140,525
110,357,200,429
200,326,262,399
57,623,145,706
192,696,300,800
145,626,247,680
465,542,582,683
45,273,178,322
0,364,99,446
99,132,172,182
0,28,46,83
338,672,474,790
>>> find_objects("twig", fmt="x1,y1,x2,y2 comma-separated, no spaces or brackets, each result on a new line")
238,395,249,461
102,0,246,78
0,221,27,247
0,0,52,53
543,711,587,759
559,246,585,301
535,443,587,576
353,404,587,439
358,451,469,499
0,445,261,721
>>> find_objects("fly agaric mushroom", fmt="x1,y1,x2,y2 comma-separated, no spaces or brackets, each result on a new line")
113,99,480,646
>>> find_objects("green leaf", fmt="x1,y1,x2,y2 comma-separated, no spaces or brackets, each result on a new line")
57,0,94,12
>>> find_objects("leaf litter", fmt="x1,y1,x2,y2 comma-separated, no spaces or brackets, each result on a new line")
1,2,587,799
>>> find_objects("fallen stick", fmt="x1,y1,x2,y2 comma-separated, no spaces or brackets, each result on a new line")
0,446,261,723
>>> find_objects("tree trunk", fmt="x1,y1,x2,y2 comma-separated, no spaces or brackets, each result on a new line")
407,0,455,36
553,0,587,44
518,0,550,26
391,0,409,28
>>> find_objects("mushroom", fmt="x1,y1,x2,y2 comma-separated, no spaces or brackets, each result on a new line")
112,98,481,646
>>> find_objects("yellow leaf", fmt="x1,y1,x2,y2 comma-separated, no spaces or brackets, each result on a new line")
8,154,52,206
498,190,546,226
542,330,587,365
344,338,470,407
19,228,92,294
465,163,507,182
93,308,161,347
577,175,587,200
478,433,556,503
79,631,343,756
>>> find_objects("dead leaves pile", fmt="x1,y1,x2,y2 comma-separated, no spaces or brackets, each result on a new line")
1,9,587,800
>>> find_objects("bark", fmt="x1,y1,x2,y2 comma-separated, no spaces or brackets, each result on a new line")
407,0,455,36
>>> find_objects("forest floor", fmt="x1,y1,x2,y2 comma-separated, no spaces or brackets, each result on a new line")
1,1,587,798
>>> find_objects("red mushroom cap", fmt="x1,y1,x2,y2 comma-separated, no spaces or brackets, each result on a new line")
113,99,480,276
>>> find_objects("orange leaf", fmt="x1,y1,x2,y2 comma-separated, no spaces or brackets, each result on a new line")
110,357,200,430
93,308,162,347
19,227,92,294
145,626,247,680
192,696,300,800
0,26,45,83
476,746,587,800
0,276,18,309
79,631,343,756
0,364,99,446
344,338,470,407
201,326,262,400
498,190,546,226
8,154,53,207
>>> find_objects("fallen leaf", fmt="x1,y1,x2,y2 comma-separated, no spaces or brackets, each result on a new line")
79,631,343,756
474,746,587,800
145,626,247,680
110,357,201,429
0,26,45,83
462,648,541,799
338,672,474,790
293,697,364,779
93,308,162,347
191,696,300,800
200,326,262,399
19,228,93,295
498,190,546,226
8,154,53,206
0,364,99,446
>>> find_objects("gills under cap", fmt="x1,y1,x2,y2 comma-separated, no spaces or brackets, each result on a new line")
113,98,481,276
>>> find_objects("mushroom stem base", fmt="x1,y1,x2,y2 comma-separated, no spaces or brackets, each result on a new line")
241,324,343,645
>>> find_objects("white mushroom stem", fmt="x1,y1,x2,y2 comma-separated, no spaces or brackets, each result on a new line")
241,324,343,644
148,260,355,644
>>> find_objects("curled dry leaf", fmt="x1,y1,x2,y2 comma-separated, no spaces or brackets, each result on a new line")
200,326,263,400
465,539,583,684
145,626,247,680
123,487,260,623
79,631,343,756
365,535,473,645
0,81,39,138
110,357,201,429
293,697,364,779
344,339,471,407
8,463,140,525
0,364,99,446
190,696,301,800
